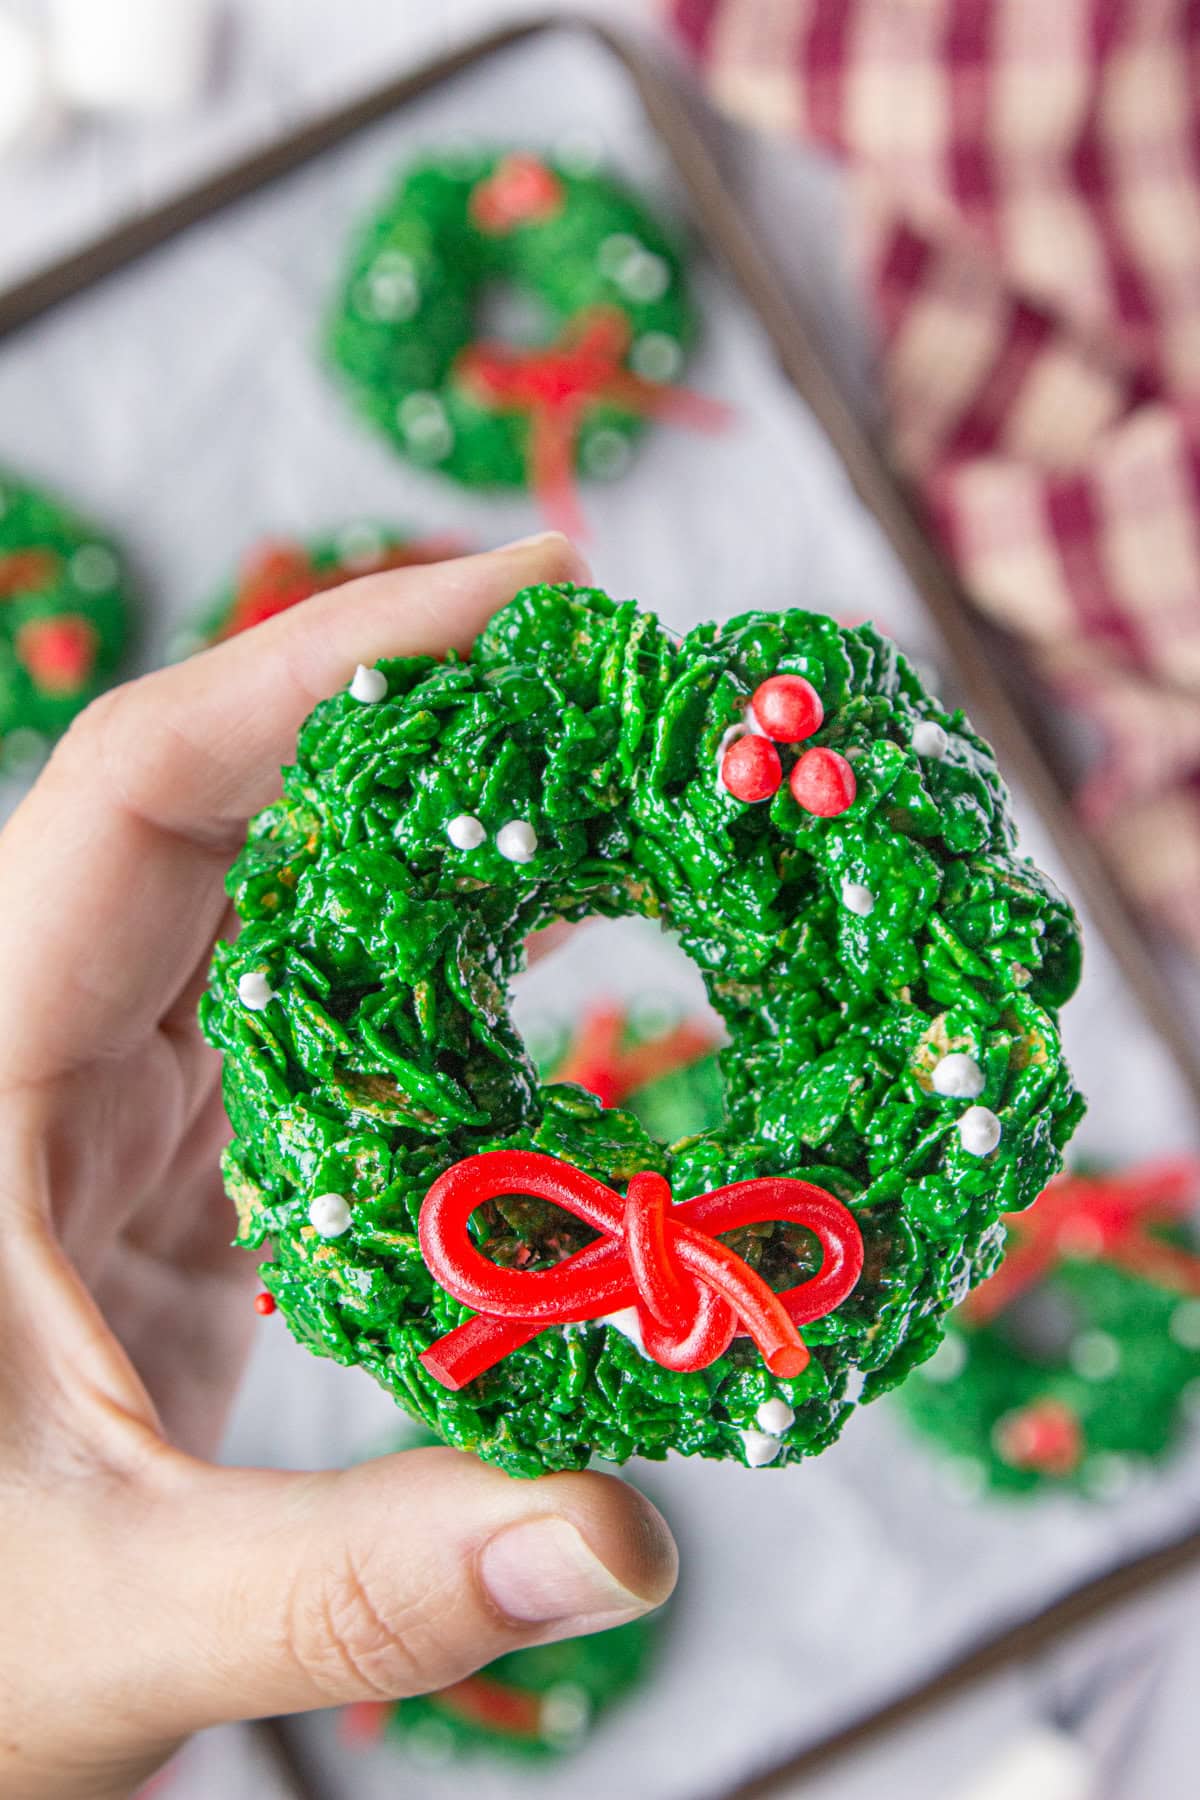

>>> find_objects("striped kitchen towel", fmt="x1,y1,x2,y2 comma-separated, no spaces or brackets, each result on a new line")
672,0,1200,952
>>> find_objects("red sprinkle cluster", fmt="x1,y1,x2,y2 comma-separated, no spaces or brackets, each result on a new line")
720,674,856,817
15,614,98,696
469,153,565,235
994,1397,1083,1477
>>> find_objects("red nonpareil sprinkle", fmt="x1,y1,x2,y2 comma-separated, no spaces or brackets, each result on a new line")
469,154,565,234
254,1292,277,1316
789,746,857,817
416,1148,864,1390
14,614,98,695
750,674,824,743
720,732,783,802
994,1397,1083,1477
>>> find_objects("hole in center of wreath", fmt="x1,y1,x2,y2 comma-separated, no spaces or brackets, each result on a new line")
474,280,559,349
497,919,829,1304
511,915,726,1144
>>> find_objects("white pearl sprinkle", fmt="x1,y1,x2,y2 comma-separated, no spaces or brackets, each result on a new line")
620,250,671,302
335,520,386,568
755,1398,795,1436
396,391,454,461
308,1192,352,1238
933,1052,985,1099
923,1333,967,1384
958,1105,1002,1156
237,971,275,1011
1081,1452,1135,1502
446,813,485,851
70,544,118,592
598,232,641,279
941,1456,987,1503
539,1681,592,1744
740,1428,782,1467
496,819,537,863
581,426,632,480
1170,1299,1200,1350
1,727,47,776
349,663,387,704
630,331,683,383
841,881,876,917
912,720,949,759
1070,1329,1120,1381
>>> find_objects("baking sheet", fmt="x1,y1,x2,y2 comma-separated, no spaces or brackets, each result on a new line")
2,23,1198,1800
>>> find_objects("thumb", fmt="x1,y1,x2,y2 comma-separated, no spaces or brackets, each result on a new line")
118,1446,677,1739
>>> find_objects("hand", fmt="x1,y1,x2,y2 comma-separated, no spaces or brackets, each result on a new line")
0,534,677,1800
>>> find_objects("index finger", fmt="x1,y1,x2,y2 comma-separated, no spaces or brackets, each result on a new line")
0,532,587,1082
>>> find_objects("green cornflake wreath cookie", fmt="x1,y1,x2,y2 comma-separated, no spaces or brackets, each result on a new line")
181,523,463,653
898,1159,1200,1499
343,1614,654,1763
0,471,130,766
202,582,1084,1479
326,150,713,521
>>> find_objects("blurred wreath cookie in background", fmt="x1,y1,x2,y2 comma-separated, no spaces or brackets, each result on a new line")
178,522,463,654
898,1160,1200,1499
326,148,726,532
341,1603,656,1764
0,471,131,774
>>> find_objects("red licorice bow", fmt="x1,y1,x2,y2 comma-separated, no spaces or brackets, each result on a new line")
455,306,731,538
964,1157,1200,1327
417,1149,864,1391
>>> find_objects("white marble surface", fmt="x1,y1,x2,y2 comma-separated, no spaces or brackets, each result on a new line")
2,9,1198,1800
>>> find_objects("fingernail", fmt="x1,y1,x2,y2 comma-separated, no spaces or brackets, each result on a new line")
499,529,574,553
479,1516,655,1631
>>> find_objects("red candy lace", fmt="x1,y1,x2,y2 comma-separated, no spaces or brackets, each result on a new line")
417,1149,863,1391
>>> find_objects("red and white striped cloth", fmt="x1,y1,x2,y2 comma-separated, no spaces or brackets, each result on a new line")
672,0,1200,953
